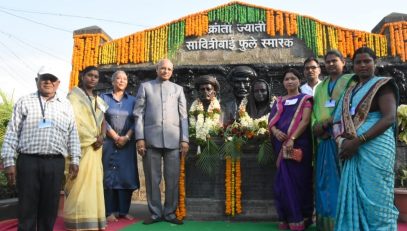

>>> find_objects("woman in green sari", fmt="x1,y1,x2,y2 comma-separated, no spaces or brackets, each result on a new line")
312,50,353,230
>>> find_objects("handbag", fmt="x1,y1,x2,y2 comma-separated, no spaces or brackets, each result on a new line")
282,146,303,162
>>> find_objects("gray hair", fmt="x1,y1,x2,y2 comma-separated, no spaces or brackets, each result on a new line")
111,70,127,82
156,58,173,70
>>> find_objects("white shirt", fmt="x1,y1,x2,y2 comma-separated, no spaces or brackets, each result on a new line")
300,81,321,96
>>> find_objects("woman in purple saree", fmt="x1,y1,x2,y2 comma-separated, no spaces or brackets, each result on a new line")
268,69,314,231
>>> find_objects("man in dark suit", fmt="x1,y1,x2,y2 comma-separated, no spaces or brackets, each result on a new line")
134,59,189,225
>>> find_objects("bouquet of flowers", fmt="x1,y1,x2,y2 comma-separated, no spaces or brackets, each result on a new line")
189,98,223,176
222,97,272,164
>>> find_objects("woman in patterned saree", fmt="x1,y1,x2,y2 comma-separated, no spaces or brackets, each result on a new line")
64,66,108,230
332,47,399,230
268,68,313,231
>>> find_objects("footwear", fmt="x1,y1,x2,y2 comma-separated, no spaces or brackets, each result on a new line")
142,218,161,225
165,218,184,225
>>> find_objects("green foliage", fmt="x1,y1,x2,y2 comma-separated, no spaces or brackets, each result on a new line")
195,139,221,176
398,105,407,144
0,90,16,199
257,140,274,166
0,171,17,199
397,165,407,188
219,136,246,160
0,90,14,150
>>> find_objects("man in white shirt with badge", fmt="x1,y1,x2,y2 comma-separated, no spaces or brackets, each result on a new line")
1,66,81,231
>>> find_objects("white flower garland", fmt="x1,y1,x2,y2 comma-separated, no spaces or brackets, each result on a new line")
236,97,269,136
189,98,222,143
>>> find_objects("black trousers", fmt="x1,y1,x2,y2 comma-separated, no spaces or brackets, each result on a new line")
16,154,65,231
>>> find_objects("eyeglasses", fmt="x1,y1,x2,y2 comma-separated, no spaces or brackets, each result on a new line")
36,76,58,82
304,66,319,71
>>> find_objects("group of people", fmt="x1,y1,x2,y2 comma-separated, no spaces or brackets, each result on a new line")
268,47,399,231
1,59,187,230
0,46,400,231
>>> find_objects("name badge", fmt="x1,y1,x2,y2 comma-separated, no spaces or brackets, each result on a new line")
38,119,52,128
97,102,107,113
285,98,298,106
350,106,356,115
325,99,336,108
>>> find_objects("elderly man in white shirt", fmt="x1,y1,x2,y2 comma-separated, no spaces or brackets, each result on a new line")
1,66,81,231
301,57,321,96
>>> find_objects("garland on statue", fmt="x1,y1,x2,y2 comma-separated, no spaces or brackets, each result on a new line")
222,97,272,216
175,97,222,220
189,98,223,176
189,98,222,145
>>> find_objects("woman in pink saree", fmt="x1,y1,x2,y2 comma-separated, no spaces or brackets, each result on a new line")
268,68,314,231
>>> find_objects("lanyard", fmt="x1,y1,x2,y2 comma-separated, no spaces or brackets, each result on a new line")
327,78,338,100
37,91,46,122
82,88,98,126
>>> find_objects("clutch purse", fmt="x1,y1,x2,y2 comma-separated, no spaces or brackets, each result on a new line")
282,147,303,162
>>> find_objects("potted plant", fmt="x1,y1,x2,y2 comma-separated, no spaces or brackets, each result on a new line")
395,165,407,223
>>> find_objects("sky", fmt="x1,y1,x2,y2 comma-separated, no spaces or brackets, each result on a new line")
0,0,406,100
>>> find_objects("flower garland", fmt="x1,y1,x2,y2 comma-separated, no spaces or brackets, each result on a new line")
224,156,242,216
175,156,186,220
189,98,222,145
71,2,400,89
380,22,407,62
69,33,109,89
223,97,271,216
223,98,246,217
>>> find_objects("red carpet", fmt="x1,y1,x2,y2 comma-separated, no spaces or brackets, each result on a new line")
0,216,139,231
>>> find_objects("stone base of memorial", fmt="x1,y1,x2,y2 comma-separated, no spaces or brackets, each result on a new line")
185,138,278,220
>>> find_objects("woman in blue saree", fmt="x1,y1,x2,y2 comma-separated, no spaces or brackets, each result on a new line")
269,68,313,231
332,47,399,230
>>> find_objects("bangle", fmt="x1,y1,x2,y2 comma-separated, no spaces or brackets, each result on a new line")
291,136,296,141
358,134,367,143
125,134,130,140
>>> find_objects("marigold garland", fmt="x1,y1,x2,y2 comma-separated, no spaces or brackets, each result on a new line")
379,21,406,61
69,33,109,89
224,152,242,216
70,1,401,90
176,156,186,220
222,98,269,217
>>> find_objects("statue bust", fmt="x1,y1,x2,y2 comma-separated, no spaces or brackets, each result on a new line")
194,74,220,111
246,79,271,119
223,66,257,123
189,75,223,144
